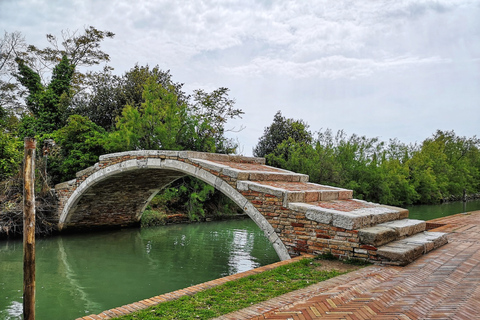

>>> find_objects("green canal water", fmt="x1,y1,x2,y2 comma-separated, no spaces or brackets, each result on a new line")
0,219,280,320
406,199,480,221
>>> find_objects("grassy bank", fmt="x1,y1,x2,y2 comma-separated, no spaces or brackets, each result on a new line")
114,257,367,320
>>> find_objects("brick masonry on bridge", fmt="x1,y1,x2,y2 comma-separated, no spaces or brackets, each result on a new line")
55,150,448,266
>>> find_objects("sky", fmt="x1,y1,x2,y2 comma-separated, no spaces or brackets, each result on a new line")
1,0,479,155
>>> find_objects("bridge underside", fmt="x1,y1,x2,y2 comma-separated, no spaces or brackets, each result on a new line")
62,169,185,229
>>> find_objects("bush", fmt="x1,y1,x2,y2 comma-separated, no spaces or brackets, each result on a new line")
141,210,167,227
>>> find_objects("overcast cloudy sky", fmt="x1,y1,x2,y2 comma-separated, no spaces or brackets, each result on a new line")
1,0,479,155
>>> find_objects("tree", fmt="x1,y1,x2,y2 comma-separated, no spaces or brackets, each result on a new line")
253,111,312,157
47,115,107,183
189,87,244,153
16,55,75,136
75,65,187,131
23,26,114,83
0,27,114,114
108,76,192,151
0,31,28,110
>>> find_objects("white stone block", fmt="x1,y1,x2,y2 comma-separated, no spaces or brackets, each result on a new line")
306,209,333,225
332,211,364,230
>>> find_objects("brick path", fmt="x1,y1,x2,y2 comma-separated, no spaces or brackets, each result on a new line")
216,211,480,320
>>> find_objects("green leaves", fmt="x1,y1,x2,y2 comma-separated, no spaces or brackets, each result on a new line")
47,115,107,182
253,111,311,157
257,117,480,206
108,77,190,151
15,55,75,137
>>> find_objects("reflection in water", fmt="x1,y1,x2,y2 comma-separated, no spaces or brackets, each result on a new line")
57,238,102,314
5,301,22,319
228,229,256,275
0,219,279,320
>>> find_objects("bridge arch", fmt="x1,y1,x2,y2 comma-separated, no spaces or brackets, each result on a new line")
57,151,291,260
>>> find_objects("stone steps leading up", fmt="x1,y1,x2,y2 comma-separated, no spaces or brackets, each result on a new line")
191,158,309,182
358,219,427,247
237,180,353,204
376,231,449,266
289,200,409,230
192,157,448,265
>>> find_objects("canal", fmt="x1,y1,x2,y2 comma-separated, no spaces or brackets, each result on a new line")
406,199,480,220
1,199,480,319
0,219,279,320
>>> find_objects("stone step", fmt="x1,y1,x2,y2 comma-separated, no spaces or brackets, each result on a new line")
289,200,409,230
376,231,448,266
191,158,309,182
237,180,352,204
358,219,426,247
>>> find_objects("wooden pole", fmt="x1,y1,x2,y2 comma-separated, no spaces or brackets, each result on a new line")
23,137,36,320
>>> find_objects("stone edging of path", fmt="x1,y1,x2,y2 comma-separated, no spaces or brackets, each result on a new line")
75,255,314,320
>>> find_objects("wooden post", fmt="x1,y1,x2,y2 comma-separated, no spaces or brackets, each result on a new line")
23,137,36,320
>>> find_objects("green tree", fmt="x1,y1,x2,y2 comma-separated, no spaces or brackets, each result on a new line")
47,115,106,183
22,26,114,87
253,111,312,157
16,55,75,136
189,87,243,154
75,65,187,131
1,27,114,114
0,132,22,180
407,130,480,203
108,77,191,151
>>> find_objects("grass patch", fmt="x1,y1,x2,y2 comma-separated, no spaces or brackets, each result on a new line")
114,258,348,320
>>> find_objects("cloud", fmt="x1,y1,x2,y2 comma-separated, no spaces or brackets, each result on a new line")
1,0,479,155
220,54,451,79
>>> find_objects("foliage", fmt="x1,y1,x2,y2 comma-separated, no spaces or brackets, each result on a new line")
253,110,312,157
255,113,480,206
146,178,243,222
1,27,114,114
75,65,186,131
151,177,216,221
115,258,346,320
0,107,22,179
0,130,22,180
47,115,106,183
140,210,167,227
107,76,192,151
16,55,75,136
190,87,244,154
0,31,28,110
25,26,114,72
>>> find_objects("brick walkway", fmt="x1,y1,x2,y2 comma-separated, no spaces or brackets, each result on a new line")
216,211,480,320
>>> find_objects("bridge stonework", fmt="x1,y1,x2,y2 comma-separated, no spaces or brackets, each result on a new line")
55,150,448,265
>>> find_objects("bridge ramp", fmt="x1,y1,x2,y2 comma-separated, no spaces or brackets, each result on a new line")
193,157,448,266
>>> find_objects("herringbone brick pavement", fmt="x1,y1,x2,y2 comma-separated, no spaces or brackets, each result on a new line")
215,211,480,320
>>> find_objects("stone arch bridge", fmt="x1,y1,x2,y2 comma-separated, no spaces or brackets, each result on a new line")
55,151,447,265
